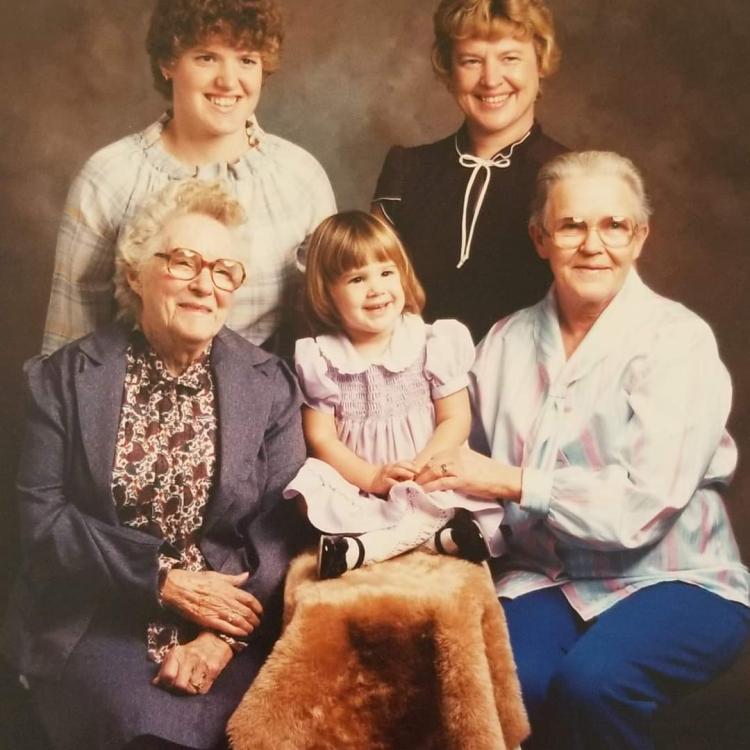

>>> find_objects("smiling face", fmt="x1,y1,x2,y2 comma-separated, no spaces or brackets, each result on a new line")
532,174,649,321
329,258,406,351
450,35,540,157
163,35,263,145
128,212,240,372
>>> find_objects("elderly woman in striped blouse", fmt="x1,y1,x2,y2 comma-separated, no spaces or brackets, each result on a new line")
417,150,750,750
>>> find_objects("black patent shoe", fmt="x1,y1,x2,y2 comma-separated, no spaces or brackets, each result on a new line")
317,535,365,580
436,512,490,564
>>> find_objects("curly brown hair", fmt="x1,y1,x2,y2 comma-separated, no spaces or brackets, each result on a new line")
146,0,285,99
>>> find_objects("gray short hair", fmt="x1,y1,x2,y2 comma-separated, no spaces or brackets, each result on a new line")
528,150,652,230
114,180,247,322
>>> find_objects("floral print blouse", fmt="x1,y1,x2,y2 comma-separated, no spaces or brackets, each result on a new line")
111,333,218,662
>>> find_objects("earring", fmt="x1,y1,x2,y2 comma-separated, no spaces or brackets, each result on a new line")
245,119,260,149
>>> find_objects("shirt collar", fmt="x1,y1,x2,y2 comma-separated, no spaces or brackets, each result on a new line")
129,329,213,393
315,313,426,374
454,120,541,160
534,269,652,387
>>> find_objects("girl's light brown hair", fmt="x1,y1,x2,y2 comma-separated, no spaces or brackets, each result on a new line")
146,0,284,99
304,211,425,335
432,0,560,80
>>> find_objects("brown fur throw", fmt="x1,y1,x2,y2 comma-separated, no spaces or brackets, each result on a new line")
228,550,529,750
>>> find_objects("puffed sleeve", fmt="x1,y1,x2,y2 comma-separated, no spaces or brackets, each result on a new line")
372,145,408,226
293,337,340,413
424,319,475,400
42,156,119,355
293,151,337,270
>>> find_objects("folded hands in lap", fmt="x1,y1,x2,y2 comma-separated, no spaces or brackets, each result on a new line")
161,570,263,637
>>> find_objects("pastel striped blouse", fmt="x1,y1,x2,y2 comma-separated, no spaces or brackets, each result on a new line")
42,115,336,354
471,270,749,620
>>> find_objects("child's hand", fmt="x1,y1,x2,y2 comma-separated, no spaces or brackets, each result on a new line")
369,461,418,496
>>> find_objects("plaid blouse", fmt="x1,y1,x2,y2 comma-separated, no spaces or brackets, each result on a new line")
42,114,336,354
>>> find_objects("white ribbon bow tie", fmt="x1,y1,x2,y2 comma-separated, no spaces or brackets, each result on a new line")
455,128,532,269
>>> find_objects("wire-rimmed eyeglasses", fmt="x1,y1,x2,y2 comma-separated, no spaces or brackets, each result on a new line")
154,247,246,292
541,216,642,249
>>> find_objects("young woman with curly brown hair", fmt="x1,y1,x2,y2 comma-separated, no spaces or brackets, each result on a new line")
42,0,335,359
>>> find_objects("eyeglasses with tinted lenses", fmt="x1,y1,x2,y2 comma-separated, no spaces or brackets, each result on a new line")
154,248,246,292
544,217,639,249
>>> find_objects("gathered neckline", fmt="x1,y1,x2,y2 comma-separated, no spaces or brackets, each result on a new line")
137,113,269,180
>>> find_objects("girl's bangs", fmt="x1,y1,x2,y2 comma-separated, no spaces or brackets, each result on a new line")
327,236,396,280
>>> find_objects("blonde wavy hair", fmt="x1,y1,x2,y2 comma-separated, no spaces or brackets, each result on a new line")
432,0,560,80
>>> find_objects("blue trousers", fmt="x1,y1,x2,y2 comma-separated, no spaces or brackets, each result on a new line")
501,582,750,750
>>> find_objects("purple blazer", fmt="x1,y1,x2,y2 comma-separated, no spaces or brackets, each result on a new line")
2,321,307,680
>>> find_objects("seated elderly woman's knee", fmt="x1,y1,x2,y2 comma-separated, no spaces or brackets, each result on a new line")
548,652,637,716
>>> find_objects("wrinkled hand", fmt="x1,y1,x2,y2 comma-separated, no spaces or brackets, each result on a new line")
152,631,233,695
415,446,522,501
369,460,419,496
161,570,262,637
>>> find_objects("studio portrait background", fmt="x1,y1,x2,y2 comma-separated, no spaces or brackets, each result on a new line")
1,0,749,746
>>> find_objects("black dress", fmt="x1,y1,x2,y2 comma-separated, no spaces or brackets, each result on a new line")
373,122,566,343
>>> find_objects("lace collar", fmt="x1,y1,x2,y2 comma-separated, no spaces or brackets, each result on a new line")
315,313,426,374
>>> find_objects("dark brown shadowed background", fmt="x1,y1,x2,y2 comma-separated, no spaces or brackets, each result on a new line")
0,0,748,745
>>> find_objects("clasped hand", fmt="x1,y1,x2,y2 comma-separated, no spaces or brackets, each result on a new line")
368,459,420,496
160,569,263,638
414,446,521,501
152,631,233,696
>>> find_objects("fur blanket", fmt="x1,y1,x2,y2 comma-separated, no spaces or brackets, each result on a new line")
228,550,529,750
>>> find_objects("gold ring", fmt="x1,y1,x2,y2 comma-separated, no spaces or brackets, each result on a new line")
227,612,236,624
190,679,202,690
440,463,448,476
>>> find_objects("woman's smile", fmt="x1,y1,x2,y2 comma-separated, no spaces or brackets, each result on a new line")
178,301,214,313
162,37,263,156
450,36,540,157
476,92,512,107
129,212,242,373
205,94,243,110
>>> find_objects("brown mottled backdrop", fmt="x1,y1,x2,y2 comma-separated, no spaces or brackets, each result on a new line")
0,0,748,737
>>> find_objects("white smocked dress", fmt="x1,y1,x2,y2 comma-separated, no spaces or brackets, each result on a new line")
284,314,497,559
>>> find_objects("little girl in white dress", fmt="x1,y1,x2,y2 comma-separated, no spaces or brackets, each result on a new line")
284,210,495,578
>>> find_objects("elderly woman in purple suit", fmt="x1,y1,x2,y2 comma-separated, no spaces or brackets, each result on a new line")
2,180,307,750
